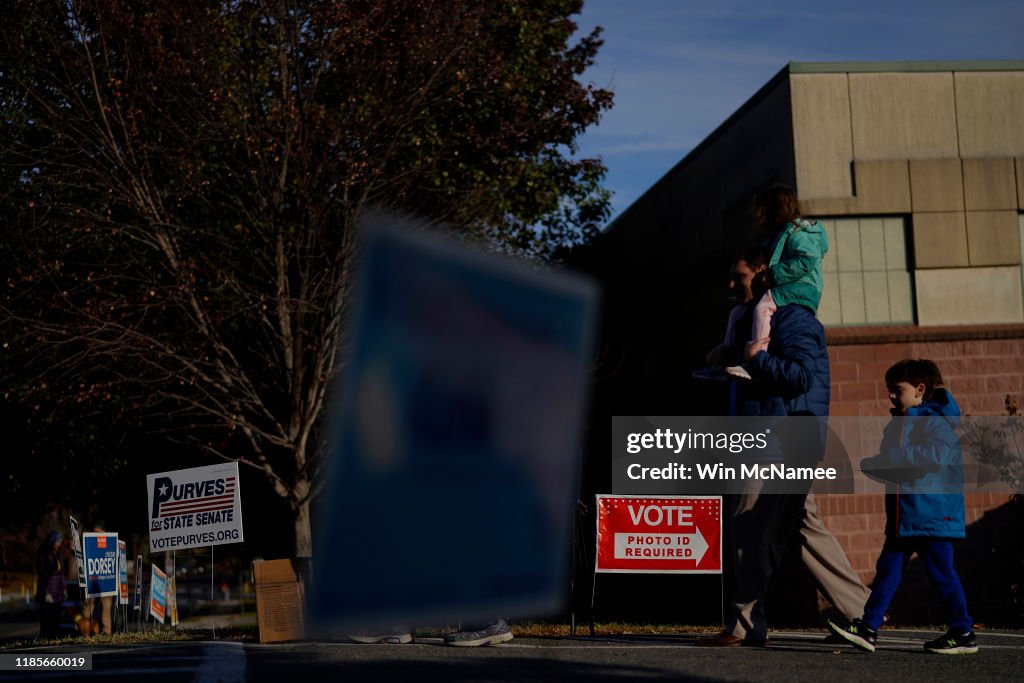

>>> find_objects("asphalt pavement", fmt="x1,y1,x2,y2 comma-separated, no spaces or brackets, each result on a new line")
3,629,1024,682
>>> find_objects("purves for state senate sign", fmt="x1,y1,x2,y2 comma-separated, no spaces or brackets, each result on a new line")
147,463,244,552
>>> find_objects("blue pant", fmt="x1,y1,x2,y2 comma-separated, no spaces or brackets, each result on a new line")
862,537,972,632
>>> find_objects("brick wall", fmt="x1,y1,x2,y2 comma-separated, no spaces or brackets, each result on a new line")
829,337,1024,417
817,333,1024,625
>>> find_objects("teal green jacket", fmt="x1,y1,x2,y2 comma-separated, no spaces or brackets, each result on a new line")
767,219,828,313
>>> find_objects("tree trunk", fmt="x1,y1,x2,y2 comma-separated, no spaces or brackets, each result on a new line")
294,497,313,558
293,498,314,590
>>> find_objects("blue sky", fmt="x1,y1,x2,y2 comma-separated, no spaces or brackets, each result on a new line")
572,0,1024,223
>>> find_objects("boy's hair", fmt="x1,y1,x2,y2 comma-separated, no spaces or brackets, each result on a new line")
885,359,945,399
753,185,801,232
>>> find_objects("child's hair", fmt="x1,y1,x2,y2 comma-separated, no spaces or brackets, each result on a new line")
884,359,945,399
753,185,801,233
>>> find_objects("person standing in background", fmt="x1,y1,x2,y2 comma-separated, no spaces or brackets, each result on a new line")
35,530,67,640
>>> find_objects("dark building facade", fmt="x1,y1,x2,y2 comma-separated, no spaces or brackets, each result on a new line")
575,61,1024,626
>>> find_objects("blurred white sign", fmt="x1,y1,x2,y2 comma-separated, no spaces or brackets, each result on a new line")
312,219,598,629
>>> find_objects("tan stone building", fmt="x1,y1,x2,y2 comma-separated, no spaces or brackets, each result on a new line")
580,61,1024,624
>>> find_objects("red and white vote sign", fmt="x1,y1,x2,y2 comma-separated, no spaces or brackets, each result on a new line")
595,495,722,574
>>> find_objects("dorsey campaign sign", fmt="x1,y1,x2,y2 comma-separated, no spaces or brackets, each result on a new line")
83,532,119,597
596,495,722,574
147,463,244,552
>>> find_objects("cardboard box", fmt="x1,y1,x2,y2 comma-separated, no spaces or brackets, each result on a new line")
253,559,305,643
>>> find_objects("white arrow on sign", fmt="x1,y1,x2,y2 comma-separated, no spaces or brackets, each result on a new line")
688,527,708,564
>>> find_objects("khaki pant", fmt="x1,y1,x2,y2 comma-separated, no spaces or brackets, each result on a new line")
724,486,869,641
799,493,870,621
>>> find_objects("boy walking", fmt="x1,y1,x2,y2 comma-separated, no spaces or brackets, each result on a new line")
828,359,976,655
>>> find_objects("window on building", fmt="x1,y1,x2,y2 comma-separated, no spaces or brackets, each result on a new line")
1019,213,1024,301
815,216,914,326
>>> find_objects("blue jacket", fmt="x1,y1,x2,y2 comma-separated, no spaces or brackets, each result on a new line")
876,388,966,539
739,305,830,417
735,304,830,459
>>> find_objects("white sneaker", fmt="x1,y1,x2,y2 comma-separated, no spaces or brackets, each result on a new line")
692,366,731,382
444,620,513,647
725,365,753,380
346,627,413,644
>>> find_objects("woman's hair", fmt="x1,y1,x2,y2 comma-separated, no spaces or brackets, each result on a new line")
885,358,945,399
753,185,801,233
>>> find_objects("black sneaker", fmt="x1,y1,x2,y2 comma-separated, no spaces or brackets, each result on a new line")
924,629,978,655
826,617,877,653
